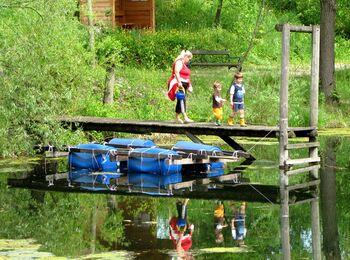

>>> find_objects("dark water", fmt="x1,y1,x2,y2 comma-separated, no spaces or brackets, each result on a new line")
0,134,349,259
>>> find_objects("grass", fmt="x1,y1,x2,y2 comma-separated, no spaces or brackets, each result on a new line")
73,65,350,130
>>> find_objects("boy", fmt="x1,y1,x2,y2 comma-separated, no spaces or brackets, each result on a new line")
231,202,247,247
228,72,247,127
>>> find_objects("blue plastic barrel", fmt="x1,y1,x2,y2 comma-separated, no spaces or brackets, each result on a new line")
128,147,182,175
128,172,182,188
172,141,222,153
108,138,155,148
68,143,118,171
173,141,224,173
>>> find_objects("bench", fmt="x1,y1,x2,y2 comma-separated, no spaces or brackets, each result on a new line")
190,49,241,69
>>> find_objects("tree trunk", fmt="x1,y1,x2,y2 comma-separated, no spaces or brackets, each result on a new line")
320,137,341,259
320,0,337,104
86,0,96,67
214,0,223,27
103,66,115,104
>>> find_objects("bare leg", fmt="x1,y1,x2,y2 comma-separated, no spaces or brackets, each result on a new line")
240,202,246,215
175,113,183,124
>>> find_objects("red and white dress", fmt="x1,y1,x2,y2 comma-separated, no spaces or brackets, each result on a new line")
169,216,193,251
167,59,192,101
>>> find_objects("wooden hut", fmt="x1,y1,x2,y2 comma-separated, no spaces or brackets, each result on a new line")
80,0,155,30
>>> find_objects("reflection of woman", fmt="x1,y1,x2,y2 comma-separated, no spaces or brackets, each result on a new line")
169,199,194,256
167,50,194,124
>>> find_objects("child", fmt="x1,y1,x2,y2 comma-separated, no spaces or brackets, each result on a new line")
231,202,247,247
214,201,228,244
228,72,247,127
212,81,226,126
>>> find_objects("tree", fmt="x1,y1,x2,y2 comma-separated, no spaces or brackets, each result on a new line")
320,0,338,104
320,137,341,259
214,0,223,27
96,35,122,105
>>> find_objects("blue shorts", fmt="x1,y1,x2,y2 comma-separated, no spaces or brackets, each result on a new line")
233,103,244,112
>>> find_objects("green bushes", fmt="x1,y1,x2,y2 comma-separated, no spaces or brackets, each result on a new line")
0,0,99,156
0,0,349,157
108,27,281,69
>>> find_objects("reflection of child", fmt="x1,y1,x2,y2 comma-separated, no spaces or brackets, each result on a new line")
231,202,247,247
214,201,228,244
212,81,226,126
228,72,247,127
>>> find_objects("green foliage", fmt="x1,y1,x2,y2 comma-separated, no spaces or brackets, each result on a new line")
0,0,100,156
268,0,350,38
96,34,123,68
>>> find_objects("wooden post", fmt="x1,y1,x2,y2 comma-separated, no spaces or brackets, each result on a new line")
310,25,322,260
111,0,115,26
310,25,320,128
279,23,291,260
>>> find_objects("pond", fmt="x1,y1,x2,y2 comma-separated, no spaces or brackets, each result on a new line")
0,133,349,259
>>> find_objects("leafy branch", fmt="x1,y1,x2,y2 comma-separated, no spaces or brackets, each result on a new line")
0,1,43,19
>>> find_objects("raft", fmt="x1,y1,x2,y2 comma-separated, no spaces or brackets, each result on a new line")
67,139,233,188
68,143,118,172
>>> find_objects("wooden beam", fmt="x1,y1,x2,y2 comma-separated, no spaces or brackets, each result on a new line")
286,165,320,176
275,24,314,33
285,142,320,150
290,197,318,206
286,180,320,191
286,157,320,166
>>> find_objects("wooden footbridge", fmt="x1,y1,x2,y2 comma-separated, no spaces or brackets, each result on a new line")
59,116,316,139
59,115,316,156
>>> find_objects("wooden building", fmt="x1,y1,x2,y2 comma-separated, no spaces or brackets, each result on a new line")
80,0,155,29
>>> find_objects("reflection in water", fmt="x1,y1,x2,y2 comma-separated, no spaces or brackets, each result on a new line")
1,134,350,258
214,201,227,244
169,199,194,259
213,201,247,247
320,137,341,259
1,159,314,259
231,202,247,247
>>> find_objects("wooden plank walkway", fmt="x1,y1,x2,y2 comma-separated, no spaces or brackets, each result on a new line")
59,116,317,138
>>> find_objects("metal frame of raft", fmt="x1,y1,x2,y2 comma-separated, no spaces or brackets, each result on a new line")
66,145,241,166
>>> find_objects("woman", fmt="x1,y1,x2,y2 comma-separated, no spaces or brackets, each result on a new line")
167,50,194,124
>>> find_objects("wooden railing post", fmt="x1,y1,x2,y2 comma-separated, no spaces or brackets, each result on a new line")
279,23,291,260
310,25,321,260
277,23,322,260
